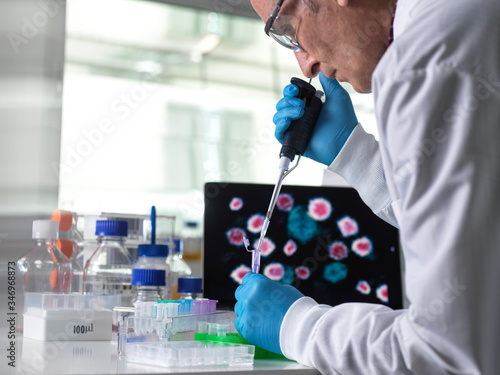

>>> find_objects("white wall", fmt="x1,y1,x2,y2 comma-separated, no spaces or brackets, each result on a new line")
0,0,66,261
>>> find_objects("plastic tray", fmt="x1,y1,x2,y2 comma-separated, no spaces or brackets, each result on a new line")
126,340,254,367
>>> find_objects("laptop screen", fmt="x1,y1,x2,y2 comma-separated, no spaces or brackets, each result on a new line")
203,182,403,310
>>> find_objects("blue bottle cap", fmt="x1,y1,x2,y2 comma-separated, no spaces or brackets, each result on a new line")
131,269,166,286
177,277,203,294
95,220,128,237
137,244,169,258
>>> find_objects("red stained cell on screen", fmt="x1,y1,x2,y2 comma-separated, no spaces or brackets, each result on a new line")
295,266,311,280
376,284,389,303
337,216,359,237
277,193,294,211
283,239,298,256
229,197,243,211
226,228,246,247
253,238,276,257
247,214,265,234
263,262,285,281
356,280,371,295
307,197,332,221
230,264,251,284
352,236,373,257
329,241,348,261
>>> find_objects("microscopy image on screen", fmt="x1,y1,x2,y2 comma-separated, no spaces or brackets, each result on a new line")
203,182,403,310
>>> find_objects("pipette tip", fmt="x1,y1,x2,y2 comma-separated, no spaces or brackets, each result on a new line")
243,236,261,274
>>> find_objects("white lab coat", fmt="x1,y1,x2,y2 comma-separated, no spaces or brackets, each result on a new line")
279,0,500,374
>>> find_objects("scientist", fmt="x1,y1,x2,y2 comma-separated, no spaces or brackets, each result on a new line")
234,0,500,373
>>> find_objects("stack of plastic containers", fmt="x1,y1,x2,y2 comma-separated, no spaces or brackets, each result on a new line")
125,340,254,368
119,300,255,367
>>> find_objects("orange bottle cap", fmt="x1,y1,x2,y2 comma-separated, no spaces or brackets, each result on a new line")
51,209,73,231
56,239,74,259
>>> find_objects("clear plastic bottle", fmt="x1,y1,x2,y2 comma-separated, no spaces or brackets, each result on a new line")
178,277,203,299
134,244,171,300
84,220,134,306
131,269,165,304
166,239,192,299
17,220,74,293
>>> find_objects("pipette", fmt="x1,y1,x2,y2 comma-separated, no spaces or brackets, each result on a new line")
247,77,323,273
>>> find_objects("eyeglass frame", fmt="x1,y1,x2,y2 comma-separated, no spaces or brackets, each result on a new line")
264,0,304,51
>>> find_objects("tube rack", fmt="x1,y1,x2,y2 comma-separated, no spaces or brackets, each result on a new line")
116,299,254,367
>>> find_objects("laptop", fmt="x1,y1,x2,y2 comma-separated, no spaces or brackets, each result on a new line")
203,182,403,310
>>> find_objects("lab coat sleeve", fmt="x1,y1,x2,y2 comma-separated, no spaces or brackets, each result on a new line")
280,298,414,375
279,67,500,374
327,125,398,227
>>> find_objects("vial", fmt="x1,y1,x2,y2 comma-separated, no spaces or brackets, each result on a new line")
134,243,171,300
178,277,203,300
131,268,165,304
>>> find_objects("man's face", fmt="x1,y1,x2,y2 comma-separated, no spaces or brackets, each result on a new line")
251,0,391,93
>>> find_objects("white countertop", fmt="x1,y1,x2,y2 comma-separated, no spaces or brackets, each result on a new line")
1,329,320,375
0,266,319,375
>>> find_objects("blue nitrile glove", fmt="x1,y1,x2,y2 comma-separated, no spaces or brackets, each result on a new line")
234,272,304,354
273,72,358,165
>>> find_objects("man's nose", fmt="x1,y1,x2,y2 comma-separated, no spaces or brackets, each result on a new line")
294,50,321,78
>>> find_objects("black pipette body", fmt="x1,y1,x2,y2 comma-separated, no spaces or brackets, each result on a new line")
280,77,323,160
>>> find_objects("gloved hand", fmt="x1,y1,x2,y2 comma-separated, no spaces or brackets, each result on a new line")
273,72,358,165
234,272,304,354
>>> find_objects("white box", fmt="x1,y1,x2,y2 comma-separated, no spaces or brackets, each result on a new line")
23,293,121,341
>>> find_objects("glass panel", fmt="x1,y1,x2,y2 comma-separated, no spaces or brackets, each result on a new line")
60,0,377,224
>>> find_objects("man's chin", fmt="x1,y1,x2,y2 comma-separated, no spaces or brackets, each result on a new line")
349,79,372,94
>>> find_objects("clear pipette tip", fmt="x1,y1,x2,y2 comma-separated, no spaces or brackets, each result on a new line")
243,236,261,274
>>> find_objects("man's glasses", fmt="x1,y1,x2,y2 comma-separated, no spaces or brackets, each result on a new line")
264,0,303,51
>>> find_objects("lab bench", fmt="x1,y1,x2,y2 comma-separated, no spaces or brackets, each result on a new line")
1,327,320,375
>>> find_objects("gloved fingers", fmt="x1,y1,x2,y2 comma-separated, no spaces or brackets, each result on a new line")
234,301,244,317
241,271,265,284
319,72,342,96
273,106,304,127
235,272,259,300
275,96,305,111
283,83,299,97
235,280,252,300
275,119,291,143
235,282,251,301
